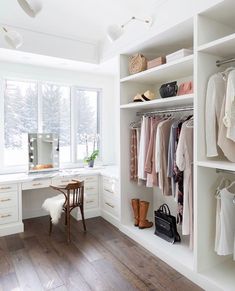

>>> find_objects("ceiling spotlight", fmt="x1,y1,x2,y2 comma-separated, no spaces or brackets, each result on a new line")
107,16,153,42
1,27,23,49
17,0,42,18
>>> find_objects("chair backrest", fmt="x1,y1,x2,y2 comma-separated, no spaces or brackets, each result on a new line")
65,180,84,209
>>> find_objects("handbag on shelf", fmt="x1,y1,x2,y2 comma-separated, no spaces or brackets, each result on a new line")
154,204,181,244
159,81,178,98
177,81,193,96
128,53,147,75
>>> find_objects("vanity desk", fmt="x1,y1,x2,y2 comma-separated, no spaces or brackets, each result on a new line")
0,166,119,236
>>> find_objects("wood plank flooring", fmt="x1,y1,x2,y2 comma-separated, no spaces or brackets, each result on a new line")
0,216,203,291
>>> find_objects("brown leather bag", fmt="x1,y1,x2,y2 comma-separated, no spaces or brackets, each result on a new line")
129,54,147,75
177,81,193,95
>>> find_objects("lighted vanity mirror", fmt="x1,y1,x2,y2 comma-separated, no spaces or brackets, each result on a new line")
28,133,59,173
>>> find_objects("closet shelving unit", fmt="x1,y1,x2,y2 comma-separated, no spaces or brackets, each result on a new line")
117,1,235,290
195,1,235,290
119,17,196,284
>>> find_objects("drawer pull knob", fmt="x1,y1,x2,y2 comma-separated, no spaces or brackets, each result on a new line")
32,183,42,186
86,187,95,190
86,200,94,203
105,202,114,209
1,214,11,218
104,188,114,194
0,198,11,202
0,187,11,190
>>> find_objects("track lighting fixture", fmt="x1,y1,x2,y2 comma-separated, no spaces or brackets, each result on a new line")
17,0,42,18
107,16,153,42
1,27,23,49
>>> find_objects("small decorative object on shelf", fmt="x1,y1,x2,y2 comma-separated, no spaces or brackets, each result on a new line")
177,81,193,95
166,48,193,63
147,56,166,69
83,133,100,168
129,53,147,75
159,81,178,98
133,90,155,102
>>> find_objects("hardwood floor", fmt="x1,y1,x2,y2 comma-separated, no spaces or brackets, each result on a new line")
0,216,203,291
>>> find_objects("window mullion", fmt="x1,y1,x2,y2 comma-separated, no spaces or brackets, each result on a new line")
71,87,77,163
0,80,5,168
38,81,43,132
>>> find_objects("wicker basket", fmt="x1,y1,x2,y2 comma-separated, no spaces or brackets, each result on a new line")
129,54,147,75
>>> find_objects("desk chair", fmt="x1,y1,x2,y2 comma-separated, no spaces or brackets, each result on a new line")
50,180,86,242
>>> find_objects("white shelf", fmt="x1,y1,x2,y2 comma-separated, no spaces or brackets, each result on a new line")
201,260,235,291
120,224,193,271
197,160,235,172
198,33,235,58
120,55,194,84
120,94,194,110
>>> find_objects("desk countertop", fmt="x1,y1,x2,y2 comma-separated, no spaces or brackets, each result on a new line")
0,165,119,185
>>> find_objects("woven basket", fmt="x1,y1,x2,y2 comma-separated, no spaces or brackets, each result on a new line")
129,54,147,75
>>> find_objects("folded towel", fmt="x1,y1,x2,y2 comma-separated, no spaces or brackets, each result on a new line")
42,194,65,224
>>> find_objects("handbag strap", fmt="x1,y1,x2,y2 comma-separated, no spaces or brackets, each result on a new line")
159,203,171,215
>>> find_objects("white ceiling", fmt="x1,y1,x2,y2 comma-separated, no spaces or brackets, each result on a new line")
0,0,163,44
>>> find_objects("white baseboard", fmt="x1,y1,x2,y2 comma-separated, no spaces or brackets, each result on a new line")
101,210,120,228
0,222,24,237
71,208,101,221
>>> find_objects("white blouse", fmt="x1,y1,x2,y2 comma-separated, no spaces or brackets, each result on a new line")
223,70,235,142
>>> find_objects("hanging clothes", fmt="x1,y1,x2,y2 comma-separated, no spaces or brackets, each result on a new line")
130,128,138,181
145,117,160,187
176,119,194,249
215,187,235,256
223,70,235,142
205,72,226,157
155,118,175,196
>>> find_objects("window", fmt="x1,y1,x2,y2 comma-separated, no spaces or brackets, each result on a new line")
75,88,100,161
42,83,71,163
4,80,38,166
1,79,101,171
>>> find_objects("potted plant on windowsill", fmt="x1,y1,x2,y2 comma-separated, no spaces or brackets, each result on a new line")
84,150,99,168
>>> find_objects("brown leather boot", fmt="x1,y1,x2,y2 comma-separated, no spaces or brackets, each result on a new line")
131,199,140,226
139,201,153,229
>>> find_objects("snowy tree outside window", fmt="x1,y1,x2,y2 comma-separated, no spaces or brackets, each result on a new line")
2,79,100,169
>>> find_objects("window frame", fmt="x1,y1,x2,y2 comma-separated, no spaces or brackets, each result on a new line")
0,77,102,173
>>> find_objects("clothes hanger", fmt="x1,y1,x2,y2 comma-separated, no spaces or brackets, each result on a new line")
215,177,231,199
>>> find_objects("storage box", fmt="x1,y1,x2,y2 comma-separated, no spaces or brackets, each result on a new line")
166,49,193,63
147,56,166,69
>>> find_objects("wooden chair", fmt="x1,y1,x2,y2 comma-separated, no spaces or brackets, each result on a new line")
50,180,86,242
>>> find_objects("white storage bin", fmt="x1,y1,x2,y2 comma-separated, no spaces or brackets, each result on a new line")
166,49,193,63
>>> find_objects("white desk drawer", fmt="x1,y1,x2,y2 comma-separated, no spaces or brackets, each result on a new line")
0,184,17,193
78,175,98,183
102,196,119,217
85,182,98,195
51,177,74,187
22,179,51,190
103,185,118,198
85,195,98,209
0,207,18,225
0,191,17,209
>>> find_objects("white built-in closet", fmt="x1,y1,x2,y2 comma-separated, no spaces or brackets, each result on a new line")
117,1,235,290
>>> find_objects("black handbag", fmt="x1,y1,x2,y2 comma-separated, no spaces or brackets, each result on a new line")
154,204,181,244
159,81,178,98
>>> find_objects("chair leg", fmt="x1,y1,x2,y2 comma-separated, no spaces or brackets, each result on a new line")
80,205,87,232
65,211,67,226
67,210,71,243
49,217,52,236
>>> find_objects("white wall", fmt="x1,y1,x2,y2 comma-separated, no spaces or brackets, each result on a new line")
100,0,223,61
0,61,118,165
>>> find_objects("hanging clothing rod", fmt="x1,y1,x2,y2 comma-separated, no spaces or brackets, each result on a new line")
216,168,235,175
216,58,235,67
136,106,194,116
